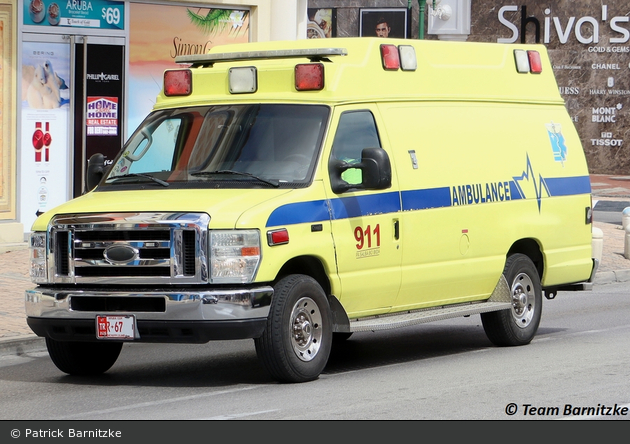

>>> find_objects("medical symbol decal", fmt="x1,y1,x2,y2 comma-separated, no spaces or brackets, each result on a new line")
546,122,567,165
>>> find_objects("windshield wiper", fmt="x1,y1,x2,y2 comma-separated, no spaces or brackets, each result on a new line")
108,173,170,187
191,170,279,187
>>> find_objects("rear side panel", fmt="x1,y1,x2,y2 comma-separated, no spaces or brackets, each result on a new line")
379,101,591,311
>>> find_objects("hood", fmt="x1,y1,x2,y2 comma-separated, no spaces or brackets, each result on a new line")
31,187,295,231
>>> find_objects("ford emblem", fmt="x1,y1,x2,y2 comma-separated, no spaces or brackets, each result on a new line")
104,244,138,265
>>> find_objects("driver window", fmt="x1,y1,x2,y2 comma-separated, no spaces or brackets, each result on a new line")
330,111,381,184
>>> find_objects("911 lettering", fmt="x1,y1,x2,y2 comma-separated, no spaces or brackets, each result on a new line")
354,224,381,250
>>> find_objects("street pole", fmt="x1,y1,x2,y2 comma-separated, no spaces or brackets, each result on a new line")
418,0,426,39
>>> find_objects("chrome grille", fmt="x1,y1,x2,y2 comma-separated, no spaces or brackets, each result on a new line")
48,213,209,284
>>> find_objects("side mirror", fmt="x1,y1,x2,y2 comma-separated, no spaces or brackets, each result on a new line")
86,153,105,192
359,147,392,190
329,147,392,194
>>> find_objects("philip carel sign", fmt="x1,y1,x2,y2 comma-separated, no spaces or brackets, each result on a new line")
24,0,124,30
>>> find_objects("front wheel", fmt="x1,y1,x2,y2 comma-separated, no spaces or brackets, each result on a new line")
481,254,542,346
46,338,123,375
254,274,332,383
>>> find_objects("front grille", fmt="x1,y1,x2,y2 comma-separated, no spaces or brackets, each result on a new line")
49,212,209,284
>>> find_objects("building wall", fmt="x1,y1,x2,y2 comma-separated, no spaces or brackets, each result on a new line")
308,0,630,175
5,0,306,240
0,0,20,242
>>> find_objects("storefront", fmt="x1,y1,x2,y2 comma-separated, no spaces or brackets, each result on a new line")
1,0,305,241
3,0,629,242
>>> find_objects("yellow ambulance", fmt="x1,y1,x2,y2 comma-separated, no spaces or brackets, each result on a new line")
26,37,597,383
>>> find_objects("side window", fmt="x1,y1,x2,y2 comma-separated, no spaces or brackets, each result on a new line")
330,111,381,184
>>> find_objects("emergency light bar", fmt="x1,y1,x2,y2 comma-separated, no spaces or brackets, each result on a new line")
175,48,348,66
164,43,421,97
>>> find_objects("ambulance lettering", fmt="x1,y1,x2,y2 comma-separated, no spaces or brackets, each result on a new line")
451,182,512,206
354,224,381,258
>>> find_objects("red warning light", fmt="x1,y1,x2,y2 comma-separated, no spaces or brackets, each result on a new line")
527,51,542,74
295,64,324,91
380,44,400,70
164,70,192,96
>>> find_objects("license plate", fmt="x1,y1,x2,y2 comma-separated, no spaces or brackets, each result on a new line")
96,315,137,340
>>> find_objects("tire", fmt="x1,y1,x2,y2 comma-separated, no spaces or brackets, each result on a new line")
333,332,353,343
46,338,123,376
254,274,332,383
481,254,542,346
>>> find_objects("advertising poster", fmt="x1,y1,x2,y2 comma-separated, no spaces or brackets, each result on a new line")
128,5,249,133
20,41,70,231
359,8,408,39
86,96,119,136
307,8,336,38
23,0,124,30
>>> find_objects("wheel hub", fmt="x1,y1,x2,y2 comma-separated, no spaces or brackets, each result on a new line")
290,297,322,362
511,273,535,328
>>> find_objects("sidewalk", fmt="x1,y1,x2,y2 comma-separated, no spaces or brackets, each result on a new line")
2,174,630,356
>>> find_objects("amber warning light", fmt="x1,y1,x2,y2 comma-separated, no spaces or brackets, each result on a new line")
164,69,192,96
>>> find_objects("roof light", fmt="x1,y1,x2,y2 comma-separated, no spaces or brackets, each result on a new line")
164,69,192,96
381,44,400,70
176,48,347,65
398,45,417,71
527,50,542,74
267,229,289,246
514,50,530,73
295,63,324,91
229,67,257,94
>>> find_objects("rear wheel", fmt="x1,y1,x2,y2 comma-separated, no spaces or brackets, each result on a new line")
255,274,332,383
46,338,122,375
481,254,542,346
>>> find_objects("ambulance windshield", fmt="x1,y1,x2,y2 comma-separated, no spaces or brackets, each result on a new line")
103,104,330,189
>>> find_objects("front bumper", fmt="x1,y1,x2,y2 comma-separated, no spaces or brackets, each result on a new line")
25,286,273,343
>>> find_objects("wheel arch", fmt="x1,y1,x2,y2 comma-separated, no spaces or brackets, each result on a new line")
274,255,331,295
507,238,543,278
274,255,350,333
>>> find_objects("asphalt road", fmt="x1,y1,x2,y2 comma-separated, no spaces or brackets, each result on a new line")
594,199,630,225
1,281,628,421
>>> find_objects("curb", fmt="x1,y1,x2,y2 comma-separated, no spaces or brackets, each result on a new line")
0,336,45,357
592,269,630,285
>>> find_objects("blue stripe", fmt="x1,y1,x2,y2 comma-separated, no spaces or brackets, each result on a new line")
265,175,591,227
545,175,591,196
329,192,401,219
266,199,330,227
401,187,451,211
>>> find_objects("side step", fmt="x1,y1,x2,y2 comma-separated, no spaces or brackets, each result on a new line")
348,301,512,332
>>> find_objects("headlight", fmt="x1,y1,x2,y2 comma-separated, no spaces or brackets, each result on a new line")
30,232,48,283
210,230,261,283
